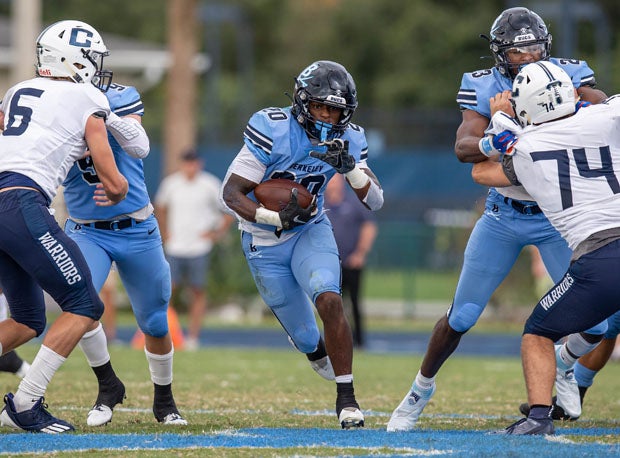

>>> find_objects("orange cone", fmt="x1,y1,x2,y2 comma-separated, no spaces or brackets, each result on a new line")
131,306,186,350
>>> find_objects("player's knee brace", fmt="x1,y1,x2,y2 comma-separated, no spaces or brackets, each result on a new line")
137,308,169,338
447,302,484,333
12,312,46,337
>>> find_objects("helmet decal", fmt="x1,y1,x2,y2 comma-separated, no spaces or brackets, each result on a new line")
297,62,320,88
69,28,94,47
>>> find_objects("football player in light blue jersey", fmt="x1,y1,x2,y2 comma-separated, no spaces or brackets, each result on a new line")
62,79,186,427
222,60,383,429
388,7,609,432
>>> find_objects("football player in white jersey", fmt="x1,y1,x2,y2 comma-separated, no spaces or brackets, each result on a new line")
472,61,620,434
222,61,383,429
387,7,608,432
0,20,127,433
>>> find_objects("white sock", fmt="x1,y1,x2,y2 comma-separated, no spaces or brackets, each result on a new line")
13,345,65,411
415,370,435,391
78,322,111,367
335,374,353,384
144,347,174,386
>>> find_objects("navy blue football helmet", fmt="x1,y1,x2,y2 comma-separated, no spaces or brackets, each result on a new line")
291,61,358,141
489,7,552,78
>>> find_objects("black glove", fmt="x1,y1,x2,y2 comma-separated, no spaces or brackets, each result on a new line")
278,188,317,231
309,139,355,174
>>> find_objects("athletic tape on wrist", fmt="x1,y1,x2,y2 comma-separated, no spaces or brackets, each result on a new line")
345,166,371,189
255,206,283,228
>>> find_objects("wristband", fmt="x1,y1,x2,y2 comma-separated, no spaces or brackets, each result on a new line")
344,166,371,189
362,179,384,211
478,136,499,157
254,206,282,228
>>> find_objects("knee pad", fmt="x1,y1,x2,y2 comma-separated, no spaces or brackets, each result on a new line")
137,308,169,338
447,302,484,333
12,312,46,337
289,324,321,354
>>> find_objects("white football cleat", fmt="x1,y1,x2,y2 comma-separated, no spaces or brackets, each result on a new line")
387,382,436,432
554,344,581,420
87,404,113,427
309,355,335,381
338,407,364,429
161,412,188,425
0,406,17,428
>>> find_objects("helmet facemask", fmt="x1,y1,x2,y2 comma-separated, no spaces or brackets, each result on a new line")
87,49,113,92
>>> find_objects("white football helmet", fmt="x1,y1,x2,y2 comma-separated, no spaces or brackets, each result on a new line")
511,61,575,127
36,20,112,91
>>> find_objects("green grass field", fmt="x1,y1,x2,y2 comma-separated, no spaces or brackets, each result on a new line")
2,334,619,456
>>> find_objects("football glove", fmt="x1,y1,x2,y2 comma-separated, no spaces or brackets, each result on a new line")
278,188,317,231
309,139,355,174
576,100,592,112
479,130,518,157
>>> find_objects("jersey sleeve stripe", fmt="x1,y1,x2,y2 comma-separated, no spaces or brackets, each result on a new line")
580,73,595,86
244,124,273,155
114,100,144,117
457,89,477,105
360,148,368,162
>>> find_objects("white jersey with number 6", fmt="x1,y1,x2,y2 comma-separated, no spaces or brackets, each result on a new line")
0,77,110,201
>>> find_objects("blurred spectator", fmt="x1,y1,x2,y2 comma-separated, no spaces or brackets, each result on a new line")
155,150,233,350
325,174,378,348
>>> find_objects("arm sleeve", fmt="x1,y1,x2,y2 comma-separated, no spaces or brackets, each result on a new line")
502,155,521,186
106,112,150,159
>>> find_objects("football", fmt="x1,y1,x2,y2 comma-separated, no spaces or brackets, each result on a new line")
254,179,313,211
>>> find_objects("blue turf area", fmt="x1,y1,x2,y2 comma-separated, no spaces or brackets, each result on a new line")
115,326,523,356
2,427,619,456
